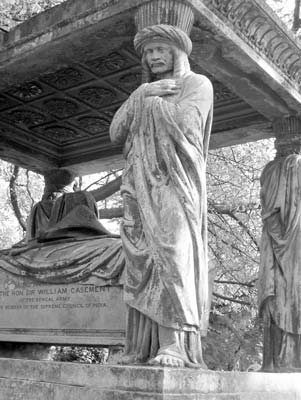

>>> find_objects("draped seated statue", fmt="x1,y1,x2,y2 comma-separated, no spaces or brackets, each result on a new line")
0,169,124,285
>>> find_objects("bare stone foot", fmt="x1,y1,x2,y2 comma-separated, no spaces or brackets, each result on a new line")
150,325,206,369
149,353,185,368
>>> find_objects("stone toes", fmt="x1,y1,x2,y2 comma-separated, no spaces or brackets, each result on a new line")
177,359,184,368
149,355,185,368
148,356,160,366
164,356,173,367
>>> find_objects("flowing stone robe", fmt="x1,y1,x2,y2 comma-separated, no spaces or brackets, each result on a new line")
110,72,213,363
0,191,124,284
259,154,301,370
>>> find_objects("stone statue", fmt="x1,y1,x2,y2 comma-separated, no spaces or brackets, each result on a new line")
0,169,124,285
110,21,213,367
259,132,301,371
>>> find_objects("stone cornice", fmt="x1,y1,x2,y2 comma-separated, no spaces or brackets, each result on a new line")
1,0,301,96
1,0,301,173
202,0,301,92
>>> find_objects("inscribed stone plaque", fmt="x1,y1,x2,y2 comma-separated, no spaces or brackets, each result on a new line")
0,269,126,345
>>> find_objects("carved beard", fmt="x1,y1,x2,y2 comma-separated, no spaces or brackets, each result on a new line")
141,45,190,83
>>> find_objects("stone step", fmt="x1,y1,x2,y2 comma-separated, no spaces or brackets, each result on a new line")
0,359,300,399
0,378,297,400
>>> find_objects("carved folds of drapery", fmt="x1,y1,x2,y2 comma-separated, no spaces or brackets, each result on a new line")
259,115,301,370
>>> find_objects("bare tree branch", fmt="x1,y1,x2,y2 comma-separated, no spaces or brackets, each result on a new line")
98,207,123,219
209,202,260,214
84,170,122,192
213,292,251,306
208,224,259,263
78,176,83,191
293,0,301,32
90,176,122,202
209,203,260,251
25,170,35,207
9,165,27,231
215,279,256,288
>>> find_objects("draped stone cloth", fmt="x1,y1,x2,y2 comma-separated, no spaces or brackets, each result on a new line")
259,154,301,369
110,72,213,364
0,191,124,284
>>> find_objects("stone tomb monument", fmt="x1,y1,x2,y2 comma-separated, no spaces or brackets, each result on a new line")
0,169,126,345
1,0,301,398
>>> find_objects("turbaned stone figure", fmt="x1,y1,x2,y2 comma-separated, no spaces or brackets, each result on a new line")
259,123,301,371
110,17,213,367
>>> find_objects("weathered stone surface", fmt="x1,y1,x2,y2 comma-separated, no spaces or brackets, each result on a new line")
259,116,301,371
0,361,300,399
1,0,298,173
110,10,213,367
0,270,125,344
0,171,126,345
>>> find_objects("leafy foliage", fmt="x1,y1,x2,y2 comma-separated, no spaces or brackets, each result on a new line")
202,140,275,370
0,160,43,248
51,346,109,364
207,141,275,307
266,0,299,32
0,0,65,30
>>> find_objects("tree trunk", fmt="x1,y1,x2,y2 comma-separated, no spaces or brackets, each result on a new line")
293,0,301,32
90,176,121,202
98,207,123,219
9,165,27,231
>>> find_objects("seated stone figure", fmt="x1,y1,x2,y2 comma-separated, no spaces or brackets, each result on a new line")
0,169,124,285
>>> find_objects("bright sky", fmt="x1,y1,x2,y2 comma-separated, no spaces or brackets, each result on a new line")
270,0,294,8
267,0,294,14
265,0,296,28
283,0,295,13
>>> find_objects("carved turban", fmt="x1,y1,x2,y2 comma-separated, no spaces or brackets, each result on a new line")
134,24,192,56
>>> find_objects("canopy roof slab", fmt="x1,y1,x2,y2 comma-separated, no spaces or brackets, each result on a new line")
0,0,300,175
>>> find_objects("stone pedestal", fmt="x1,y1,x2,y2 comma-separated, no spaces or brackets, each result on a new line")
0,269,126,345
0,358,300,399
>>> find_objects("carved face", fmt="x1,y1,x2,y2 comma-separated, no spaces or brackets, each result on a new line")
143,41,174,76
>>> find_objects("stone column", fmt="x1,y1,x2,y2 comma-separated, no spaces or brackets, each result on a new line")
259,116,301,371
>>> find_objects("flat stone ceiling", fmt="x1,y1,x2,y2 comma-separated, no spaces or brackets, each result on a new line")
0,0,300,175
